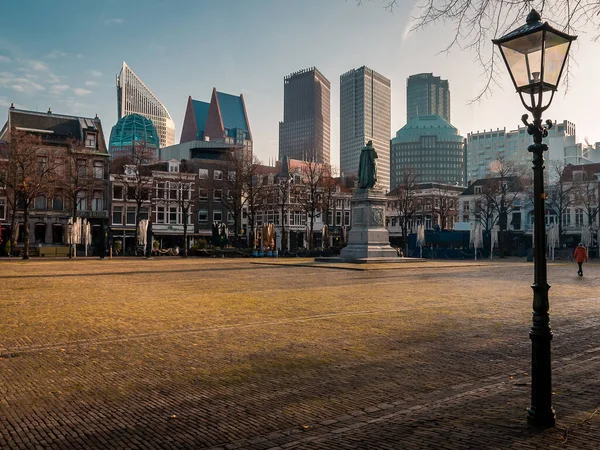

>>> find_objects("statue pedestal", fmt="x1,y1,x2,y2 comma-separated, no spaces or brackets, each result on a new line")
339,189,398,260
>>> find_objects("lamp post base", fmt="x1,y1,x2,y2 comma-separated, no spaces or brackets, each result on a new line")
527,407,556,428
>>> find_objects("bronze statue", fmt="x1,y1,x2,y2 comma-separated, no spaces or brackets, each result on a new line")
358,140,378,189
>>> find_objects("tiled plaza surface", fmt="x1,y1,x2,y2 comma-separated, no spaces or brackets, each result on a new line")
0,258,599,449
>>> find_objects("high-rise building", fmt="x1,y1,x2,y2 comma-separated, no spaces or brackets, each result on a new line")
116,61,175,148
179,89,253,157
466,120,578,182
340,66,391,191
390,115,465,188
279,67,331,164
406,73,450,123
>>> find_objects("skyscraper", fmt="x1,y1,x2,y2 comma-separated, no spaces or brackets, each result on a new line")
406,73,450,123
279,67,330,164
117,61,175,148
340,66,391,191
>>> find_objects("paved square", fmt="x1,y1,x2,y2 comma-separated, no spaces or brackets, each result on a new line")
0,258,599,449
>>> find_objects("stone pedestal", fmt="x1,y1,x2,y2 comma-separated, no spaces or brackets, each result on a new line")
339,189,398,260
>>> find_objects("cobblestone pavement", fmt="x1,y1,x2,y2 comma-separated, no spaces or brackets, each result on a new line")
0,258,599,449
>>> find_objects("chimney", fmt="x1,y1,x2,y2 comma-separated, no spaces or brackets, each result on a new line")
47,107,52,114
9,103,15,110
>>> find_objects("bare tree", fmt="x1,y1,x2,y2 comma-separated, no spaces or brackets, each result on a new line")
485,158,527,231
389,166,420,253
293,161,324,250
474,185,497,233
575,171,599,227
168,160,198,257
546,161,578,244
362,0,599,99
431,183,457,230
1,130,60,259
222,148,253,245
320,163,338,249
244,156,267,249
110,142,155,250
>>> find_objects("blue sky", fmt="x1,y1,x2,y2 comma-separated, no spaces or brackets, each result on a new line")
2,0,599,169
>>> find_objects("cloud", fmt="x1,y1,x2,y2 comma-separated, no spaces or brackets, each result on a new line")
11,85,25,92
0,55,10,63
6,76,45,92
89,70,102,77
49,84,70,95
46,50,67,59
105,18,123,25
0,97,12,107
28,60,49,71
76,54,83,59
84,80,98,87
74,87,92,96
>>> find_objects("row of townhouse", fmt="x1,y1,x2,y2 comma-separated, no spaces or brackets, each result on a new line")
0,107,110,256
457,163,600,247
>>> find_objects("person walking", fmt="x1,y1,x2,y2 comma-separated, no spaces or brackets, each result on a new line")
573,243,588,277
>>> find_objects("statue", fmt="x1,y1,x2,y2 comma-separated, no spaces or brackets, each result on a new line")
358,140,378,189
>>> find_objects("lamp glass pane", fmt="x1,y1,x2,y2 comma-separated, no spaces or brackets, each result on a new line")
501,34,543,89
543,31,570,86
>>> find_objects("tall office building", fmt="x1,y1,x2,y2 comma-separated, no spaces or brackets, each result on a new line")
340,66,391,191
466,120,579,182
406,73,450,123
279,67,330,164
390,115,465,188
117,61,175,148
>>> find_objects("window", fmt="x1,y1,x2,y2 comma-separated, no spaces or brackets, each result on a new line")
575,208,584,227
198,209,208,223
52,197,63,211
335,211,342,226
37,157,47,175
474,186,482,195
0,198,5,220
139,207,149,221
126,206,136,225
214,170,223,180
113,185,123,200
213,210,222,222
127,187,136,200
112,206,123,225
157,206,165,224
85,132,97,148
169,207,178,224
34,195,47,210
93,161,103,179
77,192,87,211
77,159,87,178
34,223,46,243
52,224,64,244
344,211,351,226
228,171,236,182
198,188,208,200
91,191,103,212
199,169,209,179
169,161,179,173
214,189,223,201
227,212,234,223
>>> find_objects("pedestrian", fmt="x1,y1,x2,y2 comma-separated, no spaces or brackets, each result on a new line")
573,243,588,277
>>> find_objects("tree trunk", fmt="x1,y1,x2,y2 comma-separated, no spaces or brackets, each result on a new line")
183,209,188,257
280,206,287,252
8,200,17,257
22,202,30,259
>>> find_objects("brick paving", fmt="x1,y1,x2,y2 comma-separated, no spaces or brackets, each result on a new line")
0,258,599,449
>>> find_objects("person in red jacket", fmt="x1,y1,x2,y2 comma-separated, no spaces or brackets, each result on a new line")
573,243,588,277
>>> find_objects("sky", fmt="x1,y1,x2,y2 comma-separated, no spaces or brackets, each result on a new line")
2,0,600,171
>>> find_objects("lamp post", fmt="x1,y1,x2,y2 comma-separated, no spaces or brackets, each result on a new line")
493,9,576,428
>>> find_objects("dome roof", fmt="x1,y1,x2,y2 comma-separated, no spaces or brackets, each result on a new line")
392,114,463,143
109,113,159,150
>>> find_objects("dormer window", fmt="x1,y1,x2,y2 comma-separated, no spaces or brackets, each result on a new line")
474,186,483,195
85,132,97,148
169,161,180,173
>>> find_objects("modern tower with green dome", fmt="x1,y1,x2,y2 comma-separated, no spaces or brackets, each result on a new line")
390,115,466,189
109,113,160,161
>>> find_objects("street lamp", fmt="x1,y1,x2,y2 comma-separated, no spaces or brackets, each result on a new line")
493,9,576,428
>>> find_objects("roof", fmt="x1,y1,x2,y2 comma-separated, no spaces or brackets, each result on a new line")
216,92,248,131
109,113,159,150
392,115,462,144
460,176,522,196
191,99,210,134
1,108,108,153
